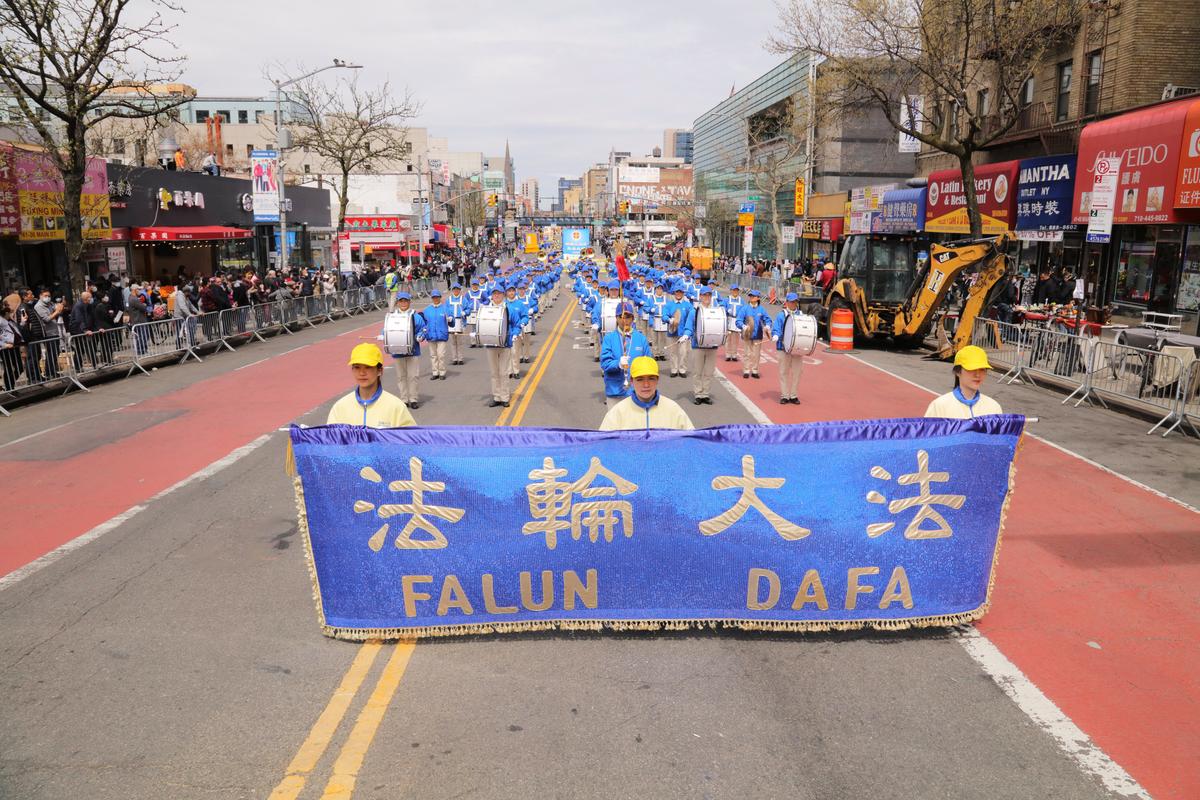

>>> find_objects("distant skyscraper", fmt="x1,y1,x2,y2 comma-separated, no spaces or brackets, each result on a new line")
520,178,539,214
557,177,582,212
664,129,694,164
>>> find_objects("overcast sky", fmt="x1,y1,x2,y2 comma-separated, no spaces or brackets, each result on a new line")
173,1,785,205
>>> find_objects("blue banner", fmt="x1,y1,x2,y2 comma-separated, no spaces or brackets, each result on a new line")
878,188,927,233
562,227,591,260
290,417,1024,639
1016,154,1079,231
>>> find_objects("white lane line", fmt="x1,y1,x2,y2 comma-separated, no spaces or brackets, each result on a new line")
0,401,138,450
847,354,1200,516
723,350,1156,795
234,356,270,372
0,433,274,592
955,628,1151,799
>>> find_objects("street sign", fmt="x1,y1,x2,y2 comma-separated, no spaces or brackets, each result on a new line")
738,212,755,227
1085,156,1121,244
739,202,756,214
412,197,430,205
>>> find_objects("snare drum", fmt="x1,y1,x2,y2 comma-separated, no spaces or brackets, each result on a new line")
382,310,415,356
476,304,508,347
694,305,726,349
781,312,818,356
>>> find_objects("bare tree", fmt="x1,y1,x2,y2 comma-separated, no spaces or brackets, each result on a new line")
284,73,420,231
771,0,1084,235
0,0,189,291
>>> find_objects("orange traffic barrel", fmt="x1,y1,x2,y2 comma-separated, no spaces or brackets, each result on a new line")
829,308,855,352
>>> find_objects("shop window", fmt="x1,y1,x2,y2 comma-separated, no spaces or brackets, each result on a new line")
1056,61,1073,122
1084,51,1103,116
238,109,248,124
194,109,209,123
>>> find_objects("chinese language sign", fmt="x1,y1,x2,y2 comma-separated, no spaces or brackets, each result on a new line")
290,417,1024,639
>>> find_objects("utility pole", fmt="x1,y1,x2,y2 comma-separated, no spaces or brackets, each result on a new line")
271,58,362,273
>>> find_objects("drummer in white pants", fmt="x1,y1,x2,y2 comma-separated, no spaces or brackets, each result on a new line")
383,292,426,410
686,285,721,405
772,292,805,405
446,284,470,365
482,287,523,408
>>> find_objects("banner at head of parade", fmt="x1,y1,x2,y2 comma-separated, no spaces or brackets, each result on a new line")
877,188,927,234
925,160,1019,234
562,226,591,262
251,149,280,223
1015,154,1077,232
289,417,1025,639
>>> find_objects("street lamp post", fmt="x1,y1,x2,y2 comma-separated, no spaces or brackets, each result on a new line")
271,58,362,273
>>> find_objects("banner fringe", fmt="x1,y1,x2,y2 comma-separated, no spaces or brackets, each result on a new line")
315,607,988,641
293,475,330,629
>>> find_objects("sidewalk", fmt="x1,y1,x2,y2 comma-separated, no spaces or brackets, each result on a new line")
715,339,1200,800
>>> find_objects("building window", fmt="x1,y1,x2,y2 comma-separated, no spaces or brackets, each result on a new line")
303,164,310,174
976,88,990,117
246,144,254,158
111,138,125,155
238,109,248,124
1085,51,1103,116
256,111,267,124
1056,61,1073,121
225,144,234,157
1020,77,1035,108
195,109,209,123
216,110,231,122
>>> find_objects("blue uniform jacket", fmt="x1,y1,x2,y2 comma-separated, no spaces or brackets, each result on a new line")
503,299,529,347
421,302,452,342
599,328,653,398
667,298,695,340
737,304,771,340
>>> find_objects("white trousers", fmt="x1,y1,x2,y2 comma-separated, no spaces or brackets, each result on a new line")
486,347,510,401
670,337,690,375
394,356,418,403
692,347,717,398
450,332,464,362
428,340,447,376
745,339,762,374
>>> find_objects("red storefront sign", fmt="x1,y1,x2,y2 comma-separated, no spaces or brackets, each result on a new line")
1175,99,1200,209
344,215,411,233
800,218,844,241
1073,96,1200,224
925,161,1019,234
133,226,252,241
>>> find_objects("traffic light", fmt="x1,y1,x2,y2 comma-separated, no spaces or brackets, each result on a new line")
487,193,498,207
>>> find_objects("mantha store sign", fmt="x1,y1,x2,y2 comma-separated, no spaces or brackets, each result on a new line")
924,161,1019,234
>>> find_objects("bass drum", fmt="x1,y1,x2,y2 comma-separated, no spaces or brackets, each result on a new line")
476,304,508,347
600,297,620,335
694,305,726,349
781,312,818,356
382,310,414,356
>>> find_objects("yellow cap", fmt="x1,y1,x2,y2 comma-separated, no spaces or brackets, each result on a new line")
630,355,659,379
348,342,384,367
953,345,992,371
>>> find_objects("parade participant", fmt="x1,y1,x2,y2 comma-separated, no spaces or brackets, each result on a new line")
446,284,471,365
421,289,452,380
684,285,721,405
736,289,771,380
383,292,426,409
383,267,400,310
665,283,693,378
589,280,622,362
327,343,416,427
772,292,805,405
505,284,528,379
723,285,745,362
517,282,537,363
599,301,652,407
924,345,1003,419
466,277,485,346
648,282,670,361
482,286,524,408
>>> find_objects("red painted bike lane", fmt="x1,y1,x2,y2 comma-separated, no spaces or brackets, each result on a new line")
717,343,1200,799
0,323,377,579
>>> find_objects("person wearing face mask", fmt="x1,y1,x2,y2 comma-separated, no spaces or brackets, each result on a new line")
31,289,64,379
67,291,98,372
924,345,1003,419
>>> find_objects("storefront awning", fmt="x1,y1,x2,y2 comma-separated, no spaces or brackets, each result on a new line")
132,226,253,242
1072,96,1200,225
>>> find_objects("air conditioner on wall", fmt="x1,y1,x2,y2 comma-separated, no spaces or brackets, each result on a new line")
1162,84,1199,100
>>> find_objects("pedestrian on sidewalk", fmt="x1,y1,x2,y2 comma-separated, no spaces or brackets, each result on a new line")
924,345,1003,419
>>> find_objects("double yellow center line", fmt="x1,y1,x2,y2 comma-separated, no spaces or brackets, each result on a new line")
269,296,577,799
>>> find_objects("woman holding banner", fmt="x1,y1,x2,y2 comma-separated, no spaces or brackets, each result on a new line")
327,343,416,428
924,346,1003,419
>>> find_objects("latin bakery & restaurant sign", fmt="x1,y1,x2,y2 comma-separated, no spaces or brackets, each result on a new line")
924,161,1019,234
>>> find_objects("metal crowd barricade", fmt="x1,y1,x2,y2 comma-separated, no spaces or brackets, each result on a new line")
126,318,204,376
1070,338,1192,436
66,329,135,383
0,336,89,415
1178,359,1200,436
970,318,1024,383
1006,324,1089,393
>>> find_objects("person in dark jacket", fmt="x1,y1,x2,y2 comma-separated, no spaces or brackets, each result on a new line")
67,291,98,371
1033,269,1059,304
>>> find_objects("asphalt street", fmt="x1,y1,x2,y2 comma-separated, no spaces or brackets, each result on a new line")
1,279,1195,800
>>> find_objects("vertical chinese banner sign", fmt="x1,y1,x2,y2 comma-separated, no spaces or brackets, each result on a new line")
250,149,280,223
290,417,1025,639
